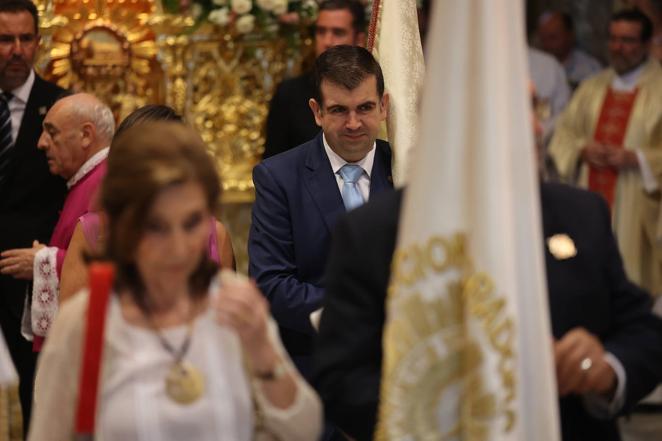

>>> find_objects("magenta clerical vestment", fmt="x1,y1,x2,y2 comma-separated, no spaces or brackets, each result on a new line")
28,148,108,351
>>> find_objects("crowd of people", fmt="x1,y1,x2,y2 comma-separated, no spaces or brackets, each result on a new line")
0,0,660,440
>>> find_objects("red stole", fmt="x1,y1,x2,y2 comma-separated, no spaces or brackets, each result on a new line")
589,88,638,208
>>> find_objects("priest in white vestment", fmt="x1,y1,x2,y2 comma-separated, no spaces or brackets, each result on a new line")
549,9,662,298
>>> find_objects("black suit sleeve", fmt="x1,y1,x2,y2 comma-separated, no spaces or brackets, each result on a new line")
313,214,389,441
594,197,662,412
263,83,290,159
263,74,320,159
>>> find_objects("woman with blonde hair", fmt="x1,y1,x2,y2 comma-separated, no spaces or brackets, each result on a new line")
29,122,321,440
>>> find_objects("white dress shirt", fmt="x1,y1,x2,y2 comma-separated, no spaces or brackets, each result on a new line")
322,133,376,203
67,146,110,188
528,47,571,140
2,69,35,143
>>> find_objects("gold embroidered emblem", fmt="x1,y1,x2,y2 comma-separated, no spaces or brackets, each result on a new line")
547,234,577,260
375,234,517,441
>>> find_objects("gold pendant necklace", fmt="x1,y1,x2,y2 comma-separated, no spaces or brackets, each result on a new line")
165,360,205,404
147,307,206,405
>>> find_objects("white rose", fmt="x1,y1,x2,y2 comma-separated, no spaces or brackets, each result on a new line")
235,14,255,33
231,0,252,15
304,0,318,11
256,0,275,11
272,0,287,15
212,0,226,5
191,3,204,18
208,7,230,26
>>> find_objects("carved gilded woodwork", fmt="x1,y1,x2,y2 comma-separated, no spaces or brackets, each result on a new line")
35,0,163,122
33,0,312,271
34,0,311,204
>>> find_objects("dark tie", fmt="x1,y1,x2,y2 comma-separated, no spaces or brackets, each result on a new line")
0,92,14,187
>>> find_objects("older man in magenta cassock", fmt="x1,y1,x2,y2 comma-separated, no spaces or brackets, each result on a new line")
0,93,114,352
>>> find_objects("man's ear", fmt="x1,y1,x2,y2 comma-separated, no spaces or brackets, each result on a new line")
355,31,367,48
309,98,323,127
80,122,95,149
380,92,390,120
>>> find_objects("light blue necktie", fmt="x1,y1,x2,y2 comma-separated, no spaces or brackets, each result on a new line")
338,164,365,211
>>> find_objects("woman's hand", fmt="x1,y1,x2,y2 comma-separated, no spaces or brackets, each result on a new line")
215,270,300,409
214,271,278,373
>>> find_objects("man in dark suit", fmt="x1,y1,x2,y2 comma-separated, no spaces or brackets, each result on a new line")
313,114,662,440
249,45,392,380
263,0,366,159
0,0,67,427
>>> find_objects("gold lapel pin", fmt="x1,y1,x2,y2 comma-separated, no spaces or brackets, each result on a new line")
547,234,577,260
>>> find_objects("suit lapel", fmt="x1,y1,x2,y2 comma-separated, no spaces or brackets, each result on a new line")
369,140,393,196
8,76,48,170
303,135,345,232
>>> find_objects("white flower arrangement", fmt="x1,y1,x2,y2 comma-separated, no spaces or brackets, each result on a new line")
164,0,320,37
235,13,256,33
231,0,252,15
208,7,230,26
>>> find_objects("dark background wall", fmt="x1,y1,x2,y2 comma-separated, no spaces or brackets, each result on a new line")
527,0,618,63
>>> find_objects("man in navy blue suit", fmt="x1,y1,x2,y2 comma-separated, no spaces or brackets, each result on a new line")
248,45,393,378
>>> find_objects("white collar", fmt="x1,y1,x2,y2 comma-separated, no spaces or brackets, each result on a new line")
322,133,376,177
2,69,35,104
611,61,646,92
67,147,109,189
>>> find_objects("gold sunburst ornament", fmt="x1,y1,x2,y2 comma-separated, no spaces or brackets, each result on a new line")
47,19,156,89
36,0,163,119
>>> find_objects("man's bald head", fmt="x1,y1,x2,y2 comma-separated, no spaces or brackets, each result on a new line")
37,93,115,179
50,93,115,144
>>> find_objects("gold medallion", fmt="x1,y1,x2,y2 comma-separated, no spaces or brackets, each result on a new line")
165,361,205,405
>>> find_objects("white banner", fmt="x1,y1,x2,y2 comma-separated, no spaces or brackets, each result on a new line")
369,0,424,186
376,1,561,440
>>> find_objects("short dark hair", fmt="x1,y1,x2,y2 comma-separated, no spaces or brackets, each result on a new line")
537,10,574,33
318,0,366,33
312,45,384,104
559,12,574,33
611,9,653,42
0,0,39,34
115,104,183,138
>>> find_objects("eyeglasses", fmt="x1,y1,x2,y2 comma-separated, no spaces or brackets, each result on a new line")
608,35,642,45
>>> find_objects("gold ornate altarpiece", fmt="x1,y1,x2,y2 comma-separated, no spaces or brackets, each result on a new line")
33,0,312,271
